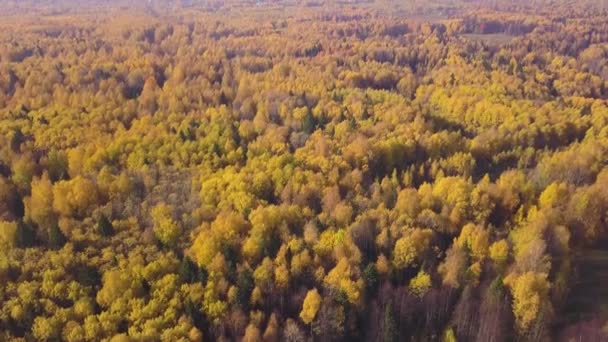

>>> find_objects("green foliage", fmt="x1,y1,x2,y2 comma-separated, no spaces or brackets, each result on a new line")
97,215,115,237
10,128,24,152
178,257,206,284
48,223,66,249
489,275,505,298
15,220,35,248
236,267,254,308
383,303,396,342
363,263,379,293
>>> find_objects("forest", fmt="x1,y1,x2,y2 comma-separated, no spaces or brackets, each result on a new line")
1,0,608,341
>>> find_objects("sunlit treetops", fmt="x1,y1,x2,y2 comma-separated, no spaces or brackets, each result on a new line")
1,0,608,341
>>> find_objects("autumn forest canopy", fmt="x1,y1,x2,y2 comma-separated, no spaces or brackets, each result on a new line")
1,0,608,341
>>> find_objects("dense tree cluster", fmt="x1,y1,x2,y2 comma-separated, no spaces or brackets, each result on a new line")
1,0,608,341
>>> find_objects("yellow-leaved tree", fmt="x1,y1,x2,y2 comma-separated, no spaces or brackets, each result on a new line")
504,271,550,332
393,229,433,269
0,221,17,249
456,223,489,261
324,258,363,304
52,176,99,217
151,203,182,247
489,239,510,268
409,270,432,297
300,288,321,324
28,173,55,228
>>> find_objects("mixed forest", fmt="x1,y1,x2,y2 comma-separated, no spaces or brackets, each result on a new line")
2,0,608,341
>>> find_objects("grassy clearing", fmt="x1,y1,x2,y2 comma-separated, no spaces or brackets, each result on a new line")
558,250,608,327
462,33,515,46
